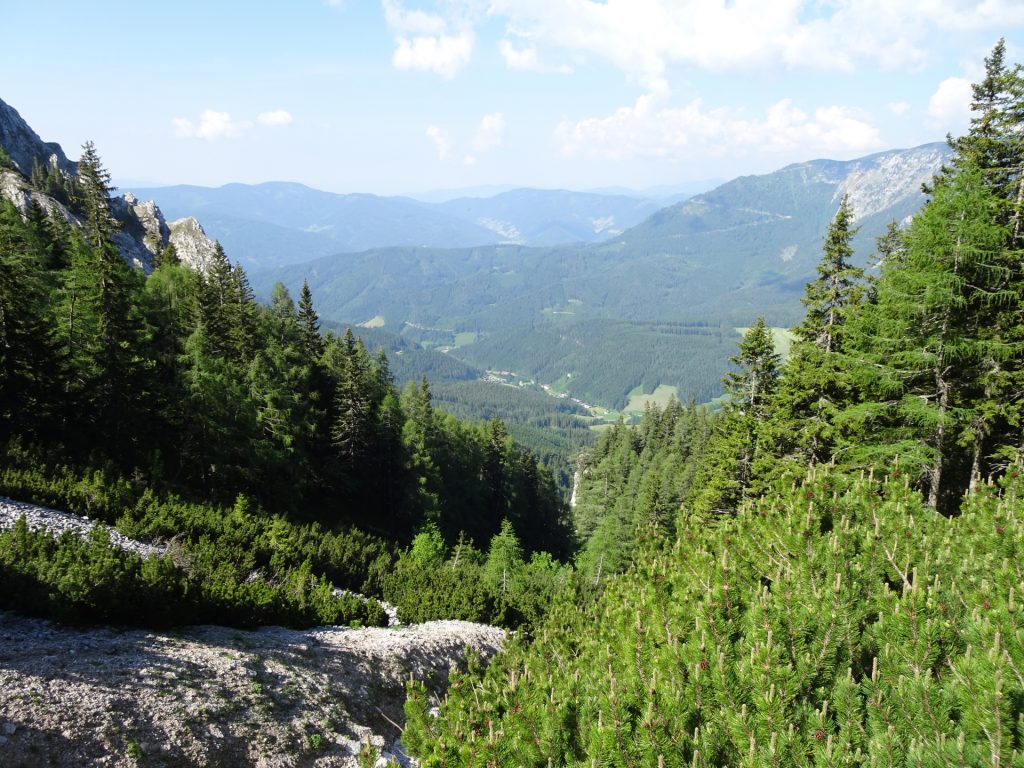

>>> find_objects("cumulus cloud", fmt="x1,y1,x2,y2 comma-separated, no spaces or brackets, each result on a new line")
172,110,249,141
556,92,881,161
888,101,911,115
383,0,474,78
392,34,473,78
379,1,1022,87
257,109,294,126
426,124,452,159
472,112,505,153
927,76,973,131
482,0,1024,86
499,39,541,71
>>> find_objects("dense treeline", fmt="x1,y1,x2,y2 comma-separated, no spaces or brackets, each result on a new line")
428,380,596,490
571,402,711,580
402,41,1024,766
0,139,572,627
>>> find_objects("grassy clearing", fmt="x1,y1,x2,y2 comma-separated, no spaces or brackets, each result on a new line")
453,332,478,348
623,384,679,413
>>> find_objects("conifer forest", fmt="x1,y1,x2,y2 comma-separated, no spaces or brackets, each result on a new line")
1,36,1023,768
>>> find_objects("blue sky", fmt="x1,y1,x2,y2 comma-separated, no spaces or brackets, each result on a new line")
2,1,1021,196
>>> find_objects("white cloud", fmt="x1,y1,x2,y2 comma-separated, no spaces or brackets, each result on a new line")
392,34,473,78
472,112,505,153
383,0,474,78
888,101,911,115
928,76,973,131
425,124,452,159
172,110,249,141
499,39,540,71
482,0,1024,86
257,109,294,127
556,92,881,161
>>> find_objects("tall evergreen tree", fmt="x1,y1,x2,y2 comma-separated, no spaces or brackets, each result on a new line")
794,194,863,353
688,319,780,516
297,280,324,359
841,162,1011,508
758,198,866,476
76,141,118,249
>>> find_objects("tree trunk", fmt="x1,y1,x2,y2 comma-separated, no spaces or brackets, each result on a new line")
928,370,950,509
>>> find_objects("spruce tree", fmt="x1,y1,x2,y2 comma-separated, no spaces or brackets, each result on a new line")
794,194,863,354
76,141,118,249
297,280,324,359
758,198,865,476
688,319,780,516
841,162,1011,508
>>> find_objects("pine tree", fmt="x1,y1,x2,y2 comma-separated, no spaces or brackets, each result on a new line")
841,162,1011,508
76,141,118,249
758,199,866,476
330,329,374,468
297,280,324,359
688,319,780,516
0,200,58,437
794,194,863,354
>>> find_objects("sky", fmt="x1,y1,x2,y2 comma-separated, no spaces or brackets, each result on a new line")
2,1,1022,197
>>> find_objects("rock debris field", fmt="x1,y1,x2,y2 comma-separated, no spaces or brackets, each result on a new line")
0,496,166,559
0,498,506,767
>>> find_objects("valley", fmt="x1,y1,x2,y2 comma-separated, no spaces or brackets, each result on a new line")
1,23,1023,768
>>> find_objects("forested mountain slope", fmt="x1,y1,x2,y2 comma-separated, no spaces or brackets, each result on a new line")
256,142,949,410
404,41,1024,767
0,105,576,634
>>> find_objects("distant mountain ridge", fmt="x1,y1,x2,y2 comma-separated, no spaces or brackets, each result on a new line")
129,182,666,269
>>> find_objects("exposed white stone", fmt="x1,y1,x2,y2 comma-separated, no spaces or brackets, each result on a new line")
169,216,219,273
834,145,949,221
0,97,76,177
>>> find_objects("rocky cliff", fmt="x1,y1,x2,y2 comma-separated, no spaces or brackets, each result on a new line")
0,96,218,273
0,98,75,177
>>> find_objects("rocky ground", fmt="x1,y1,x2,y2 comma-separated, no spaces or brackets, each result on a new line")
0,614,503,767
0,499,505,766
0,496,166,559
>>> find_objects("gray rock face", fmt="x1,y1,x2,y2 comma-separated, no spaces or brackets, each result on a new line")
168,215,219,272
0,168,79,225
0,96,220,275
835,144,949,221
0,97,76,177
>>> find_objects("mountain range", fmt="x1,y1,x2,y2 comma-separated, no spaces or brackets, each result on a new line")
128,182,666,270
252,142,951,409
0,93,952,412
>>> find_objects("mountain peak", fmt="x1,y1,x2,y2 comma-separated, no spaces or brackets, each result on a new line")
0,98,75,177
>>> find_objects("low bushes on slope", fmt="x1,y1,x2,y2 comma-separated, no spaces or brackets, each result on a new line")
405,466,1024,767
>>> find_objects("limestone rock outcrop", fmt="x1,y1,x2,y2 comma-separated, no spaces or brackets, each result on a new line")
0,97,76,177
1,96,220,274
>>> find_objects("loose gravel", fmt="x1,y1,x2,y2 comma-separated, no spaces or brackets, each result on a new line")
0,497,506,766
